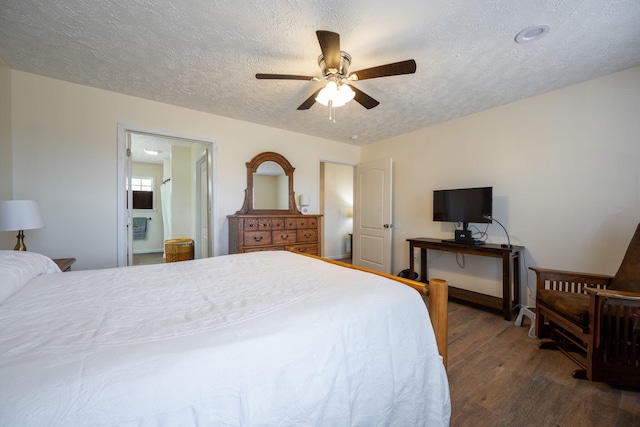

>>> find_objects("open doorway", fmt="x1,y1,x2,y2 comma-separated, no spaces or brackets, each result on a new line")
117,126,215,267
320,161,354,263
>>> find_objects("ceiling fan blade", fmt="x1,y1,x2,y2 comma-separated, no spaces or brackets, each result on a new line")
256,73,316,80
351,86,380,109
316,30,341,70
349,59,417,81
297,88,323,110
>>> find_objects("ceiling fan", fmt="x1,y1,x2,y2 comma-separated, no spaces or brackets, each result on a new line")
256,30,417,113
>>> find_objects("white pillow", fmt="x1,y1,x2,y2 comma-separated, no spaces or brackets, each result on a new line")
0,251,61,303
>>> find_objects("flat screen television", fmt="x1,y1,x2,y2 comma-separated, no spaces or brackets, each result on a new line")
433,186,493,231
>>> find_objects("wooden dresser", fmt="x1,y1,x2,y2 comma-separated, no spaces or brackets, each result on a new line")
229,214,321,255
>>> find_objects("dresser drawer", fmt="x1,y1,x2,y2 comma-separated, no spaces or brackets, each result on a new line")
284,218,297,229
272,230,296,245
229,214,322,256
244,246,284,253
286,244,319,255
244,219,259,231
243,231,272,246
271,218,285,230
258,218,273,230
297,229,318,242
296,218,318,229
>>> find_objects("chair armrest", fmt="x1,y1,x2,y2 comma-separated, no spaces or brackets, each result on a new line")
584,286,640,301
584,286,640,349
530,266,613,294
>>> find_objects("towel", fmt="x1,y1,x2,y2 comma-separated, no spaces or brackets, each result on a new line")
133,217,148,240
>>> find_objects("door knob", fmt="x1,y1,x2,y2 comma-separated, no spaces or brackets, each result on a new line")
383,223,393,229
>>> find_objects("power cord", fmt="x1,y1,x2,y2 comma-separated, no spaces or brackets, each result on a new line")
470,223,489,243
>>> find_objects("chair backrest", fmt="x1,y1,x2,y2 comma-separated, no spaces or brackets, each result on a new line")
610,223,640,293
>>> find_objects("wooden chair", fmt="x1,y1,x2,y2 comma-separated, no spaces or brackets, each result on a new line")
531,224,640,387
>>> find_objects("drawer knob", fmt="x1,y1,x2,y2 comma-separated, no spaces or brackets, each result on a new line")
253,236,263,241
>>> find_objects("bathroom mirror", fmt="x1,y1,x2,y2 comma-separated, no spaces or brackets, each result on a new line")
236,152,300,214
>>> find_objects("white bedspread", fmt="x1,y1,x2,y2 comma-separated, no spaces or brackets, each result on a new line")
0,251,450,426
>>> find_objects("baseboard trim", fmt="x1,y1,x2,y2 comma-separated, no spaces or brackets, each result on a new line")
325,253,351,260
133,249,164,255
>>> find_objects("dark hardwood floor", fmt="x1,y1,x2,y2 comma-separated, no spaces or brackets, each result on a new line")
428,298,640,427
133,252,165,265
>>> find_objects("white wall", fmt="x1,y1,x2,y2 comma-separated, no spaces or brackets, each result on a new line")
9,71,360,269
169,145,193,239
8,65,639,283
0,62,11,200
362,66,640,306
0,62,13,249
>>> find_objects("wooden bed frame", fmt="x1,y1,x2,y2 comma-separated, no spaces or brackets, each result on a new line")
303,254,449,368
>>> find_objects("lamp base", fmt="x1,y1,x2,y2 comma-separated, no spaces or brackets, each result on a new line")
14,230,26,251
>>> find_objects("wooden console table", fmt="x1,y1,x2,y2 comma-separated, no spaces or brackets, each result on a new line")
408,238,524,320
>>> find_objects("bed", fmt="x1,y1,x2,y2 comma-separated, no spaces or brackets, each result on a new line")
0,250,450,426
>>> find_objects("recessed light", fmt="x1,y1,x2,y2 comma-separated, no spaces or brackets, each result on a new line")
144,149,160,155
351,135,359,141
515,24,550,43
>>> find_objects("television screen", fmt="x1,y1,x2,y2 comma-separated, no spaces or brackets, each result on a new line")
433,187,492,227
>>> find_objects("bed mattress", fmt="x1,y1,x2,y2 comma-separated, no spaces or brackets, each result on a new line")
0,251,450,426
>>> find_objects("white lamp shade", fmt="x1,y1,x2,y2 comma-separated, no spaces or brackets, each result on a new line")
299,194,310,206
0,200,45,231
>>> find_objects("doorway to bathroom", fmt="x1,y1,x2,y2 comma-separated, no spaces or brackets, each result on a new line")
117,125,216,267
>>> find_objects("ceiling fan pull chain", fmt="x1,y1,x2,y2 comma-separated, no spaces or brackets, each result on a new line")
328,99,336,123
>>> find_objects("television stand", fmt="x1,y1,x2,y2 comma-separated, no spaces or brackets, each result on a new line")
407,237,524,320
442,238,485,245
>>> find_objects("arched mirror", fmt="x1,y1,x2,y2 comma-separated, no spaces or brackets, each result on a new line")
236,152,300,214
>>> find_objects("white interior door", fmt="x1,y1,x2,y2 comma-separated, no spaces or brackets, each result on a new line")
197,152,210,258
125,134,134,266
353,158,392,273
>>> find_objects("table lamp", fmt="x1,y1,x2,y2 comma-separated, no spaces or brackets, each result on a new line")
0,200,45,251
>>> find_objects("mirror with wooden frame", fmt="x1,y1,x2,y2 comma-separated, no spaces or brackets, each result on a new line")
236,152,300,214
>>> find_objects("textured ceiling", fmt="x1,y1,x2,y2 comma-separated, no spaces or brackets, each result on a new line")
1,0,639,145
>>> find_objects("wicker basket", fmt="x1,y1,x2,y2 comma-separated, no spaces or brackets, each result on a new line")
164,238,194,263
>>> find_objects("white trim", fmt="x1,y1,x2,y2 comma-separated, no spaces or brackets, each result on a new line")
117,123,218,267
195,152,209,258
117,124,128,267
210,142,220,257
318,156,357,260
133,249,164,255
317,156,358,166
324,253,352,260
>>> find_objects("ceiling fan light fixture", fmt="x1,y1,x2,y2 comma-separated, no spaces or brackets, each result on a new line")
318,51,352,77
315,81,336,106
316,81,355,107
257,30,415,114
